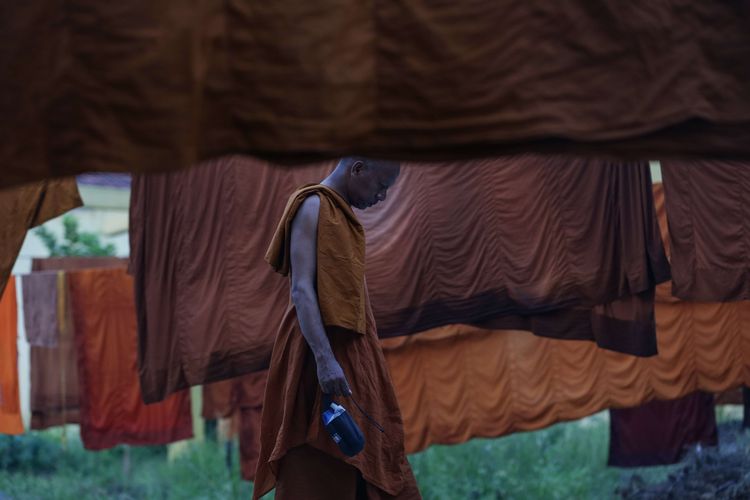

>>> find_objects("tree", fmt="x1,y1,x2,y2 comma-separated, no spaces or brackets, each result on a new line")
35,215,117,257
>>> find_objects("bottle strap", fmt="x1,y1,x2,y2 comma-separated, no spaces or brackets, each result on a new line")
350,395,385,433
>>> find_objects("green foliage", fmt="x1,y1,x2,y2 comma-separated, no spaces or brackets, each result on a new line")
0,434,61,474
0,432,251,500
34,215,116,257
408,415,629,500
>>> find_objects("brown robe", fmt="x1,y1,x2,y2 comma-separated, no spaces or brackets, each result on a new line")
255,185,419,499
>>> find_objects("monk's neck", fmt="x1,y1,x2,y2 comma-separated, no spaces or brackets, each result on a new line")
320,174,352,207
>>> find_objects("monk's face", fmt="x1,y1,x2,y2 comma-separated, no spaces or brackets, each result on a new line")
348,161,400,210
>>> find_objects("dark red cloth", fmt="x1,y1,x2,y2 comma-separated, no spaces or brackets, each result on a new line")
608,391,718,467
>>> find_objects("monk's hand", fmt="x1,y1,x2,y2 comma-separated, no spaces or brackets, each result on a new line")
316,354,352,397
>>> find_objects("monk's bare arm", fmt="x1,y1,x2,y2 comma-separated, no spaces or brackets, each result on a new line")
290,196,351,397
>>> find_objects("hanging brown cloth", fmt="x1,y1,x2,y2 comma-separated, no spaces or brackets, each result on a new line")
131,155,668,403
661,160,750,302
3,2,750,188
380,185,750,454
228,184,748,462
130,158,330,403
0,179,82,295
359,156,669,356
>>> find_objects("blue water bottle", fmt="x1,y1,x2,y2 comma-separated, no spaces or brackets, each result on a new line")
321,396,365,457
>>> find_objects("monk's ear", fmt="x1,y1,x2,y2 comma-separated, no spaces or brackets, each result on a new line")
351,160,365,176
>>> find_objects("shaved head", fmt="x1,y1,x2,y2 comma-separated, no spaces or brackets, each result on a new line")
323,157,401,210
337,157,400,178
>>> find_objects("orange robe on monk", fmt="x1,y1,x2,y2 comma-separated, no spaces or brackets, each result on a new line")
254,185,420,500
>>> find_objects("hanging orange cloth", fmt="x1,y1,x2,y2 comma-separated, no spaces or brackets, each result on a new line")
67,268,193,450
0,277,23,435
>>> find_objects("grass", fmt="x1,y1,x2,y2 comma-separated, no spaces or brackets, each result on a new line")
409,413,677,500
0,434,251,500
1,410,743,500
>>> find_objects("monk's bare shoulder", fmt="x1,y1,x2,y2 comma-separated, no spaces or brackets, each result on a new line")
290,195,321,277
292,195,320,235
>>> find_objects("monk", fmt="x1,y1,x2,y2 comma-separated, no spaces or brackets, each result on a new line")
254,158,421,499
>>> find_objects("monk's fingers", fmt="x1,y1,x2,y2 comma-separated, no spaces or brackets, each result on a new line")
331,378,341,396
322,380,343,397
320,376,350,397
331,379,343,397
320,380,333,395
